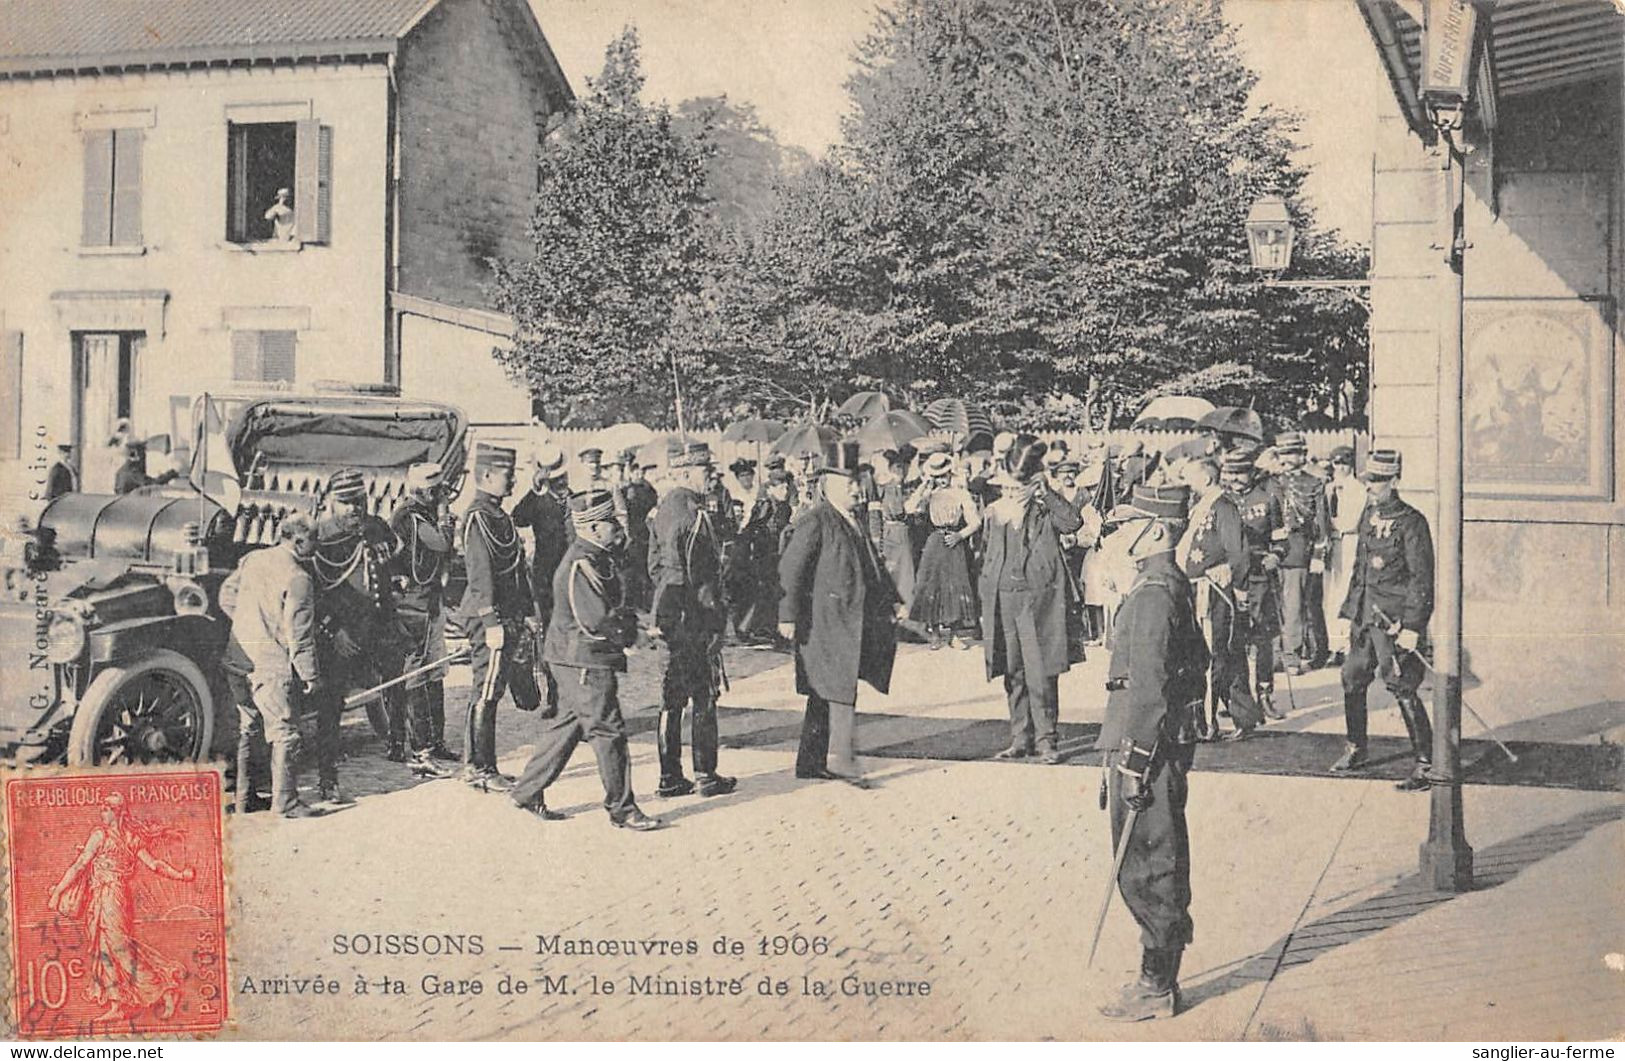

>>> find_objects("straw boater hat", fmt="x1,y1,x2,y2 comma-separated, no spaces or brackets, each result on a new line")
921,452,954,479
534,441,567,480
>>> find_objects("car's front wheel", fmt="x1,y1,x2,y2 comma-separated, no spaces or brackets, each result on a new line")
67,649,215,766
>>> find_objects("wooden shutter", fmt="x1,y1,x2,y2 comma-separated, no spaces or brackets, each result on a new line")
0,332,22,461
111,127,143,246
227,124,248,242
230,330,261,381
81,130,113,246
261,331,296,382
295,119,331,244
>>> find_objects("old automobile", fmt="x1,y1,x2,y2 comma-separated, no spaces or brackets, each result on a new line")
0,387,468,766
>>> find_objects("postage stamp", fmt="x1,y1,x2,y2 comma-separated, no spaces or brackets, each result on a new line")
3,769,228,1039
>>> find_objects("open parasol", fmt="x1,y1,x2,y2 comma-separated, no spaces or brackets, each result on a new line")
721,417,787,445
1134,396,1215,428
1197,406,1266,443
922,398,995,440
771,420,839,460
835,391,892,421
855,409,933,454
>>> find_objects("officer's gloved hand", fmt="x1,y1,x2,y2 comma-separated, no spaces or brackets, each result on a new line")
1309,557,1326,575
1121,772,1155,812
1395,628,1420,653
333,629,363,659
1261,553,1281,572
485,625,506,651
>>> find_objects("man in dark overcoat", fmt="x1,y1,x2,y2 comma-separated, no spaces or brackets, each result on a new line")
979,436,1085,765
777,461,902,783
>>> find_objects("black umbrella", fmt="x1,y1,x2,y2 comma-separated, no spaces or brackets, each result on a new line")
1197,406,1265,442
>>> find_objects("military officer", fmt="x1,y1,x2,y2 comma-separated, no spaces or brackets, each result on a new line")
1333,448,1436,790
1095,483,1208,1022
619,451,660,611
1220,448,1287,722
514,443,572,616
459,443,543,791
309,468,407,803
1177,457,1261,740
510,490,663,830
648,442,738,798
388,462,458,774
1268,432,1331,676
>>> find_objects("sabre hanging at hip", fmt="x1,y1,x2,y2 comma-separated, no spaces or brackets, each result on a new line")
343,649,470,708
1370,606,1517,764
1087,800,1141,969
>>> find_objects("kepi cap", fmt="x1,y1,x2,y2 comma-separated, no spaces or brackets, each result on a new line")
1362,448,1403,481
406,462,443,491
569,488,617,528
1106,483,1190,524
473,442,517,475
328,468,367,502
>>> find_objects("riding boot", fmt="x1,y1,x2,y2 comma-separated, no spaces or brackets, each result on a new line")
657,704,687,786
1099,947,1181,1021
235,738,258,814
269,738,302,815
1395,695,1434,791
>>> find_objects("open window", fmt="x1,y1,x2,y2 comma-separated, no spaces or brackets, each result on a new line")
226,119,330,245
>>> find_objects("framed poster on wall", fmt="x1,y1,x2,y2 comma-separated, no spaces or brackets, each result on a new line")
1463,298,1615,500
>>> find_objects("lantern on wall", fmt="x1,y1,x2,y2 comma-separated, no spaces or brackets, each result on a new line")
1244,195,1294,273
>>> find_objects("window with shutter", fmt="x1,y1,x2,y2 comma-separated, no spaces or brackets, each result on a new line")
0,332,22,461
81,131,113,246
230,330,298,382
226,121,298,243
294,120,332,245
111,128,143,246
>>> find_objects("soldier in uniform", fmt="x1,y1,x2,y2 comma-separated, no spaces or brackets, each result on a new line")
513,444,572,712
1095,484,1208,1022
1177,457,1261,741
1220,448,1287,722
309,468,408,803
619,451,659,612
458,443,543,791
648,443,738,798
1268,432,1331,676
388,462,459,774
510,490,663,830
1333,448,1436,790
220,514,324,819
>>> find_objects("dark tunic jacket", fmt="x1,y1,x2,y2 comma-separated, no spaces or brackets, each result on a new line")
1096,553,1209,751
544,538,633,672
778,500,899,704
459,492,534,632
1339,491,1434,633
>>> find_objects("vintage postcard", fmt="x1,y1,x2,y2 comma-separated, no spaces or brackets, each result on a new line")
1,0,1621,1046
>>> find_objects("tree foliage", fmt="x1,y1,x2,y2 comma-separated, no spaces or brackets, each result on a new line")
490,5,1371,430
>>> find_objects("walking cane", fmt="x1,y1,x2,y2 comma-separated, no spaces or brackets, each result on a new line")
1371,606,1518,764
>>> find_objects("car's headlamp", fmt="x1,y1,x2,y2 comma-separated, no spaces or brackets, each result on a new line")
44,612,86,664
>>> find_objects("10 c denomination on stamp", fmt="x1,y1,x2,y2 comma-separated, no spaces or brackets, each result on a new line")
4,769,228,1039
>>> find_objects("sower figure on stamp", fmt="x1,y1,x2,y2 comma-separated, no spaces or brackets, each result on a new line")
778,455,903,785
1175,456,1262,741
1095,484,1208,1022
219,513,325,819
510,489,664,831
1220,448,1287,723
649,442,737,798
388,461,459,776
1332,448,1436,790
980,437,1086,765
459,443,543,792
310,468,407,804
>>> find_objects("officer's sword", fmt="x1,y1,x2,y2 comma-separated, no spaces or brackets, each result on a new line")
1088,801,1140,969
343,649,470,708
1371,606,1517,763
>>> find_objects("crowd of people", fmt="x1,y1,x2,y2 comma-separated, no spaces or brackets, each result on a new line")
214,407,1437,1021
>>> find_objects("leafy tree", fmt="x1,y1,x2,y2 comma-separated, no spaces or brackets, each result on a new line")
675,97,811,233
487,27,716,426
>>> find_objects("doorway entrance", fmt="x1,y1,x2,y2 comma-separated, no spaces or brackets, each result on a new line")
72,331,144,492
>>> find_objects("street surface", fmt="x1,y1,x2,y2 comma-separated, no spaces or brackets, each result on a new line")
222,638,1623,1041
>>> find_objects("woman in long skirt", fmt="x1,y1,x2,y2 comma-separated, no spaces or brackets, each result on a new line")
907,452,982,649
875,448,917,611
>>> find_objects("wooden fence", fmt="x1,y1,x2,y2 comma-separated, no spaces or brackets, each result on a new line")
467,423,1365,476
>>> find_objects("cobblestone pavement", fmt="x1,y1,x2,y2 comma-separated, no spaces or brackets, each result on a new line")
220,641,1623,1041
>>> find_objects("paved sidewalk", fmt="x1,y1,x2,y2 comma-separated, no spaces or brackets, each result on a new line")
220,641,1623,1041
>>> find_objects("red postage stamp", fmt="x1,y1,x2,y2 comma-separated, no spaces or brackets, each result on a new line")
4,770,228,1039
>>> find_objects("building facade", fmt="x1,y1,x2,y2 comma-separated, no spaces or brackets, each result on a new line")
0,0,563,496
1357,0,1624,727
